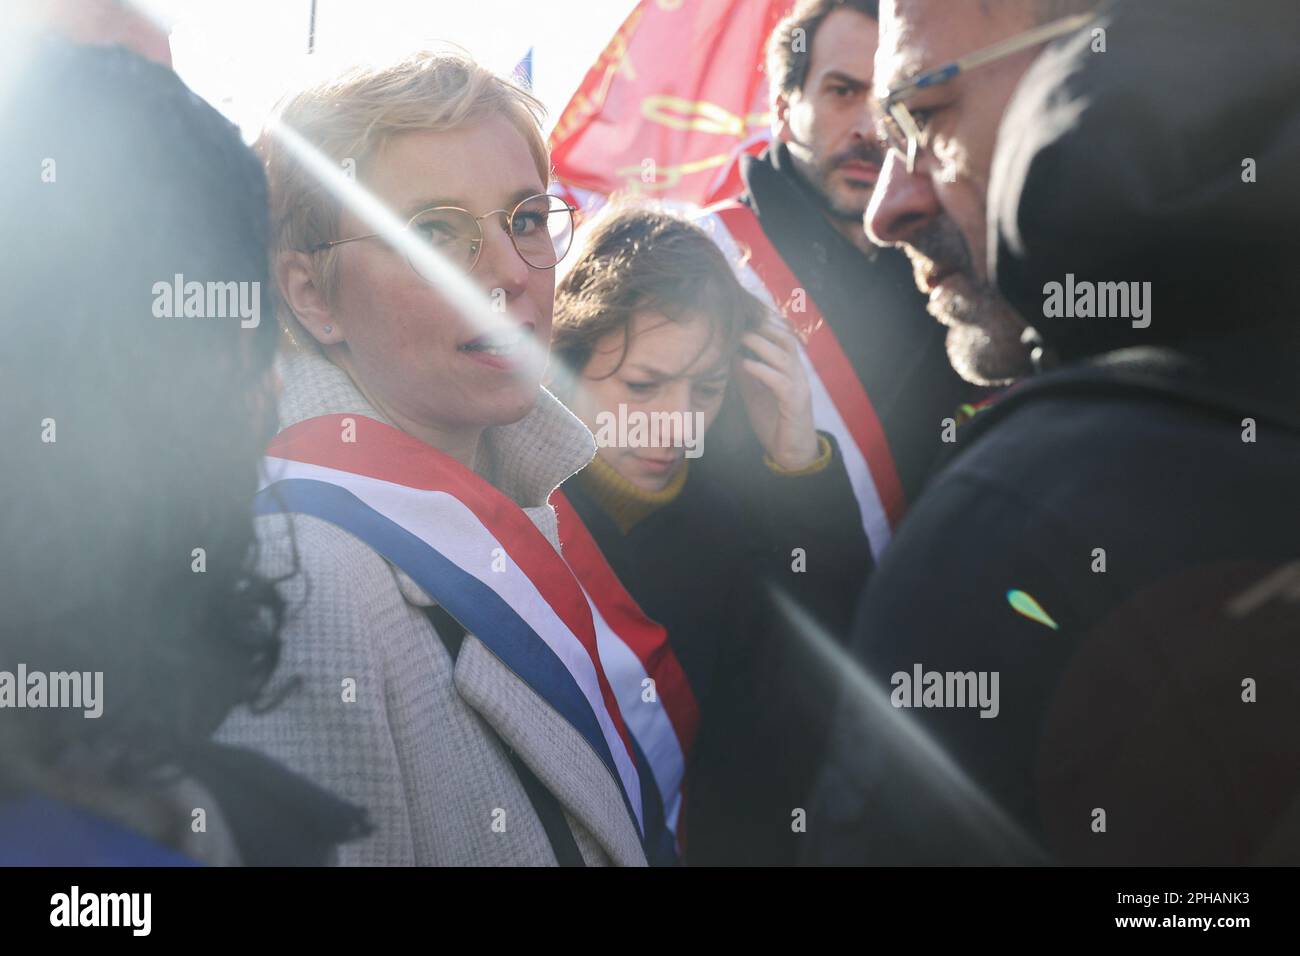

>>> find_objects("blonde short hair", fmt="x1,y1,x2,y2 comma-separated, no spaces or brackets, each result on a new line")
260,49,550,315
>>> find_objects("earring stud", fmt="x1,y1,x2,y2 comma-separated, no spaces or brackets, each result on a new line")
323,324,333,334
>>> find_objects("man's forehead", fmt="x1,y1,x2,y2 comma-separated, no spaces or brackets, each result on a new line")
875,0,979,94
807,7,878,86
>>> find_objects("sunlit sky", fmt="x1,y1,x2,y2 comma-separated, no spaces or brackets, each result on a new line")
152,0,638,140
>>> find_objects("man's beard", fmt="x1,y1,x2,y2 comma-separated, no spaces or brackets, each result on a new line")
799,140,885,222
899,215,1033,386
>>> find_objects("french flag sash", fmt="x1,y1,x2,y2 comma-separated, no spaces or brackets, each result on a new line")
698,200,906,560
551,490,700,860
253,414,648,847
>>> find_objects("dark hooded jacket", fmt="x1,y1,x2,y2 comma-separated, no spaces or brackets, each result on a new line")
804,0,1300,865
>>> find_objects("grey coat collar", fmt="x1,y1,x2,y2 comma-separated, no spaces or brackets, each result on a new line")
271,345,645,864
276,344,595,515
275,344,596,592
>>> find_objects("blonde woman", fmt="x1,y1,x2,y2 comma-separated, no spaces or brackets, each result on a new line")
218,51,648,866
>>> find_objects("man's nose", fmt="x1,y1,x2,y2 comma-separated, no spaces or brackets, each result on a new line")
865,148,942,247
849,101,875,143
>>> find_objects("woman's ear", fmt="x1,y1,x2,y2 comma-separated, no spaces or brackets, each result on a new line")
276,250,345,346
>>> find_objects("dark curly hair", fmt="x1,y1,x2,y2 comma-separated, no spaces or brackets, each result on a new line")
551,206,769,394
0,43,286,790
766,0,879,109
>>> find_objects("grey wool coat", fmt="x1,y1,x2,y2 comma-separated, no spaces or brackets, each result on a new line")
217,345,647,866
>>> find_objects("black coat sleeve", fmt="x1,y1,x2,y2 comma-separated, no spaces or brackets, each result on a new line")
801,471,1093,865
704,430,874,642
683,432,872,864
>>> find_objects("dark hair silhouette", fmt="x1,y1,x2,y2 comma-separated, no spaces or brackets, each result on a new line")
0,42,286,792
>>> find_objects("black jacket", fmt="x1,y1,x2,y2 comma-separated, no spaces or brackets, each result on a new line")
805,0,1300,865
0,741,371,866
561,433,867,865
708,143,980,519
677,143,979,863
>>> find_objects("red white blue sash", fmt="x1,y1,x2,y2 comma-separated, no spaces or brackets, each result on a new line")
254,414,646,842
698,201,906,560
552,490,700,860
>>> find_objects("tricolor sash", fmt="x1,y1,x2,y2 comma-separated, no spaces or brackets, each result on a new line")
254,414,646,844
699,201,906,560
552,490,700,861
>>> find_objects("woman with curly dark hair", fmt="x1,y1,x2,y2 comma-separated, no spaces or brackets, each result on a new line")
549,206,872,863
0,41,368,865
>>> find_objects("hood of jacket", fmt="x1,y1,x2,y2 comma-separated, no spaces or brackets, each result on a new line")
988,0,1300,405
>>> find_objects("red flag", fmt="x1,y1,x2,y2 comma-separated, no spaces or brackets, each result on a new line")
550,0,791,208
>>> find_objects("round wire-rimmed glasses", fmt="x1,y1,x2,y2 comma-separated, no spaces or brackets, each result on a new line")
311,192,577,279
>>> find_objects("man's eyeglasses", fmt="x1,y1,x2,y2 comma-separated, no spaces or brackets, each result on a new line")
312,192,577,279
877,10,1097,174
